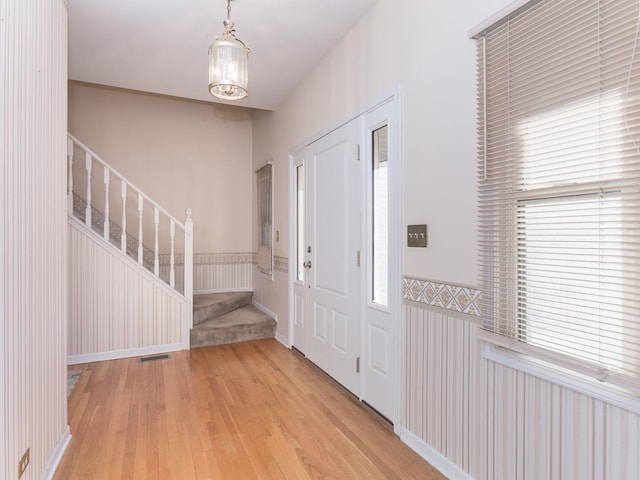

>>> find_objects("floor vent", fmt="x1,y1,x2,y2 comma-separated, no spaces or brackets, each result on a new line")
140,354,170,363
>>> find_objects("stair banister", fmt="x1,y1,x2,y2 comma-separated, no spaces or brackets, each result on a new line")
85,152,92,227
120,180,127,253
67,137,74,215
137,193,144,265
67,133,193,308
103,167,110,241
184,208,194,325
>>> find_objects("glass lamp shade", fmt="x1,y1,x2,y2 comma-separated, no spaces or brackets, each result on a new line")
208,37,249,100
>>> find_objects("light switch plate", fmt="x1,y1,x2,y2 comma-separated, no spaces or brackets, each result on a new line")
407,224,428,247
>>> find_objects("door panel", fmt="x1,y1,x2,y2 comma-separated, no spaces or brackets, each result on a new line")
292,149,307,354
305,119,361,395
361,101,397,421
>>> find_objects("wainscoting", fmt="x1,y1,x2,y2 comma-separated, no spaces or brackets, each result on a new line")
402,279,640,480
2,1,70,478
161,252,254,293
68,219,190,364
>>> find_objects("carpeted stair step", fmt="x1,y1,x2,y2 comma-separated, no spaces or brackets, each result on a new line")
190,305,276,348
193,291,253,326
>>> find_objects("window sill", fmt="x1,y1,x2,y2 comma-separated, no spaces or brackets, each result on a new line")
479,330,640,415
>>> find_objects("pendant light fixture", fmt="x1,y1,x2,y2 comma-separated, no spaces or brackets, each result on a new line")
208,0,249,100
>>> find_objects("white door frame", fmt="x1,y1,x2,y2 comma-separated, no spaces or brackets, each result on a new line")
288,87,402,433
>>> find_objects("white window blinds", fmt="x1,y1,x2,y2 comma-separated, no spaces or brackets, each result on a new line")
476,0,640,391
256,163,273,276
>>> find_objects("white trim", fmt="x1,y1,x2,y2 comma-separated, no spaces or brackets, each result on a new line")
391,88,403,435
481,335,640,416
67,343,185,365
42,426,72,480
275,331,290,348
256,162,274,280
253,159,274,173
401,428,474,480
288,148,305,353
194,288,253,295
468,0,541,38
288,152,296,351
252,300,278,321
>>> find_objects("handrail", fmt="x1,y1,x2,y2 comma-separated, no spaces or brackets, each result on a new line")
67,133,185,229
67,133,193,308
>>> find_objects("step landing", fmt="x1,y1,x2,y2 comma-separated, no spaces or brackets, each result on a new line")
190,305,276,348
193,291,252,326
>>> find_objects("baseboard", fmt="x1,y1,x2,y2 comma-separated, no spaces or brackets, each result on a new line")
42,425,71,480
68,343,185,365
252,300,278,321
194,288,253,295
400,428,474,480
275,331,290,348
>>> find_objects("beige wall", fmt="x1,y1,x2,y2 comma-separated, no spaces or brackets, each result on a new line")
68,82,254,253
1,0,69,478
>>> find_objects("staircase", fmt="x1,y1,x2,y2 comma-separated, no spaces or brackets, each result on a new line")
68,133,274,354
191,292,276,348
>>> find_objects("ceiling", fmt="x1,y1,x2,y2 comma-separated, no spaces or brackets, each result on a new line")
68,0,378,111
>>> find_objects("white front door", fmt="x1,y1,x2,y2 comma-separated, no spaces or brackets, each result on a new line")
303,119,361,395
289,95,400,426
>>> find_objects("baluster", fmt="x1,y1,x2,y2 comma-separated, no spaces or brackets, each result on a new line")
184,208,194,310
67,137,74,215
85,152,92,227
169,220,176,288
103,167,110,241
120,181,127,253
153,207,160,276
137,194,144,265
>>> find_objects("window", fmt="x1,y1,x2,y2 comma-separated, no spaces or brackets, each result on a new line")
372,125,389,306
476,0,640,392
256,163,273,277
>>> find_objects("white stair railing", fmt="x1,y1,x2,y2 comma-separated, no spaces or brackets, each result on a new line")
66,134,193,304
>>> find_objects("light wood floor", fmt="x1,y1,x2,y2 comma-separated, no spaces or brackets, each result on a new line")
55,339,444,479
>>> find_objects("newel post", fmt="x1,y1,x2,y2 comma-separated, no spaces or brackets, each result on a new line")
184,208,194,307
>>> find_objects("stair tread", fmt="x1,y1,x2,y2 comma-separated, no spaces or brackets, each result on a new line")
193,291,253,325
190,304,276,348
193,305,275,330
193,291,252,307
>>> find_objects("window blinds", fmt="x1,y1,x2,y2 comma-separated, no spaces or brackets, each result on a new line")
256,163,273,276
476,0,640,391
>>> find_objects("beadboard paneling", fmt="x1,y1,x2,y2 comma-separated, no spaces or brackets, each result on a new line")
68,219,190,361
162,258,253,293
1,1,70,478
403,302,640,480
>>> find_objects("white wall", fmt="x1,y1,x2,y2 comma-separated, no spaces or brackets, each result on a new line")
68,82,254,254
252,0,640,478
252,0,509,336
0,0,70,478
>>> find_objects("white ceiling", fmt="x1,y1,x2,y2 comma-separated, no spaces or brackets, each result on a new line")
68,0,377,111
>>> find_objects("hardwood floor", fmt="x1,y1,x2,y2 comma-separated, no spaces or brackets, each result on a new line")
55,340,445,479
